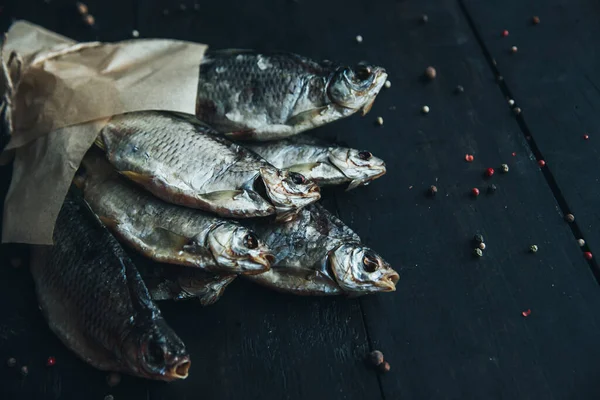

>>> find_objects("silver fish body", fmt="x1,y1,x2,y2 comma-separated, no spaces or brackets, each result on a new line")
196,50,387,141
30,187,191,381
78,150,273,275
96,111,320,220
242,135,386,190
243,203,399,296
138,262,236,306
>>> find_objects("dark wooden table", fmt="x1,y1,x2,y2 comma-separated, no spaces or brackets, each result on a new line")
2,1,600,399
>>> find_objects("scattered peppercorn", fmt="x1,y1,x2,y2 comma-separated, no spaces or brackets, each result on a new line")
485,167,495,177
367,350,384,367
522,309,532,317
84,14,95,26
473,248,483,257
425,66,436,80
474,234,484,244
585,252,593,260
46,356,56,367
479,242,486,250
6,358,16,367
465,154,474,162
511,46,518,53
429,185,438,196
512,152,516,157
508,99,515,106
455,85,464,94
378,361,391,373
422,105,430,114
132,30,139,38
104,395,115,400
538,160,546,167
20,366,28,376
532,16,540,25
76,2,88,14
584,134,589,140
179,3,187,11
497,75,504,82
487,184,497,194
578,239,586,247
10,257,22,268
565,214,575,223
501,164,509,173
384,80,391,89
471,188,480,197
421,14,428,23
355,35,363,43
502,30,509,37
107,372,121,387
514,107,522,115
375,116,384,126
529,245,538,253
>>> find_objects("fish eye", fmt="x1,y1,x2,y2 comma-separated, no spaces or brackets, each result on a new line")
363,253,379,272
289,172,306,185
146,340,164,365
243,233,259,249
358,151,372,160
355,66,372,81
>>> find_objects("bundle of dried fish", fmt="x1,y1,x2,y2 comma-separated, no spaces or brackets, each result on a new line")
77,149,274,274
30,187,191,381
243,134,386,190
242,203,399,296
196,49,387,141
95,111,320,221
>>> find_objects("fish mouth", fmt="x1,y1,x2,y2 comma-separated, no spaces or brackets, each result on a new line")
246,251,275,274
164,357,191,380
376,271,399,292
360,69,388,116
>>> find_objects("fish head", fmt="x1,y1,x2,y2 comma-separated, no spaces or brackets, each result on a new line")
126,318,191,381
206,222,273,274
328,148,386,189
328,243,399,294
259,165,321,217
327,64,387,115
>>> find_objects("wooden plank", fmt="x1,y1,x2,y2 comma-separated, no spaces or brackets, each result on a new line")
317,0,600,399
460,0,600,275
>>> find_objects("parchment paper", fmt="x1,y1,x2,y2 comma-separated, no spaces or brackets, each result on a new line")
0,20,208,245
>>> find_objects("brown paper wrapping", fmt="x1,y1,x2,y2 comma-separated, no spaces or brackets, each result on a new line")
1,20,208,245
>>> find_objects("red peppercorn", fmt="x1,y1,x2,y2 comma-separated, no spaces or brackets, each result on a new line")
502,30,509,37
584,134,589,140
46,356,56,367
522,309,531,317
471,188,480,197
584,252,593,260
512,152,516,157
485,168,495,177
538,160,546,167
465,154,474,162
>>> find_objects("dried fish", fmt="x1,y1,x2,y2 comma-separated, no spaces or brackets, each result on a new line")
196,49,387,141
243,203,399,295
30,187,190,381
95,111,320,221
243,135,386,190
78,150,273,274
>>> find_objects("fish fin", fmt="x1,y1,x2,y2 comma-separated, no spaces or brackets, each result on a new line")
274,209,300,223
120,170,155,186
142,227,191,251
224,129,256,141
361,98,376,116
195,98,217,120
285,106,329,127
94,135,106,151
346,179,364,191
197,190,275,218
98,215,120,229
